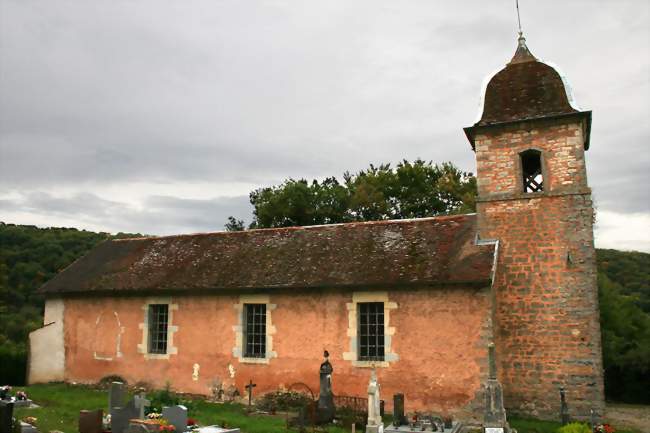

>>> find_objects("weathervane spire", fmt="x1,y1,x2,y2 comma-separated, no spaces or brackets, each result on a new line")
516,0,523,38
508,0,536,64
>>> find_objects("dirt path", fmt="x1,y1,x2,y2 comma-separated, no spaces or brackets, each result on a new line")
605,403,650,433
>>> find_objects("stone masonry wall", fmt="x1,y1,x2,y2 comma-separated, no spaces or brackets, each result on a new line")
474,118,605,420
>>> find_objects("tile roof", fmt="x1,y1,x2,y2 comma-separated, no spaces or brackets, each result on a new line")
40,214,496,295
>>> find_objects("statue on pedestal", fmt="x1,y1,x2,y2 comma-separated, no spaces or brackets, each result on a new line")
317,350,335,423
366,369,384,433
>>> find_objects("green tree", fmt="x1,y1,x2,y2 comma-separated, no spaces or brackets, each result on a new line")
224,216,245,232
247,159,476,229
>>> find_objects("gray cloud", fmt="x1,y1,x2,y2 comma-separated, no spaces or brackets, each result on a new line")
0,0,648,244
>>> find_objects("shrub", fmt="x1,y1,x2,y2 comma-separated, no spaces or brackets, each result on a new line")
256,390,313,412
557,422,592,433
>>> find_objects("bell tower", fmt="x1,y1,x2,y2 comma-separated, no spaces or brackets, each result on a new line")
464,35,605,419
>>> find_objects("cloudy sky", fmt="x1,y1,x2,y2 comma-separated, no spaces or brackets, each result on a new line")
1,0,648,251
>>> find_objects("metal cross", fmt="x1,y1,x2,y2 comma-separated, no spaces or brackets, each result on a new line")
245,379,257,410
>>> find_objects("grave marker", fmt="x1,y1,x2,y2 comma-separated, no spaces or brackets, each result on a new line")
0,401,14,433
79,409,103,433
162,405,187,433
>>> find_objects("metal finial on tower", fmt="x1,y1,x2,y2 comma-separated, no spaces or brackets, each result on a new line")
515,0,523,37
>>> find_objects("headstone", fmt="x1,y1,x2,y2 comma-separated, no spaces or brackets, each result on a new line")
317,350,335,423
0,388,9,401
109,382,127,415
560,388,569,425
133,394,150,420
0,401,14,433
244,380,256,411
365,369,383,433
18,422,38,433
111,399,139,433
162,405,187,433
483,343,510,433
392,394,406,426
124,424,150,433
79,409,103,433
196,426,240,433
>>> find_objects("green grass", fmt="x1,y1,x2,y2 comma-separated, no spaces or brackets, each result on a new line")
12,383,348,433
509,416,642,433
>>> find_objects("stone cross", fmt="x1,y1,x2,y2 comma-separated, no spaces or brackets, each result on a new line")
560,388,569,425
245,380,256,410
134,393,151,419
366,369,383,433
488,343,497,380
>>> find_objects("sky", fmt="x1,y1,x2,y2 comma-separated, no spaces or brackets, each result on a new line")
0,0,648,251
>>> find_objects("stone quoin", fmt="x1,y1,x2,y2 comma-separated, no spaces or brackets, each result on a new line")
28,32,604,421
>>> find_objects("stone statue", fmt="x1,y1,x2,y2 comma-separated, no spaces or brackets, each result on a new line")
317,350,335,423
366,369,383,433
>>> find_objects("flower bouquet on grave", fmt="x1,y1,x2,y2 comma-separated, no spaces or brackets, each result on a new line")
15,391,28,401
594,424,615,433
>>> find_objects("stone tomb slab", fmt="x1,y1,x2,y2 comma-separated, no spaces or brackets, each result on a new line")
196,426,240,433
385,421,463,433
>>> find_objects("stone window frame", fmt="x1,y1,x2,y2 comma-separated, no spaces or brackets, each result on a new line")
232,294,277,364
343,291,398,368
137,297,179,360
516,147,548,194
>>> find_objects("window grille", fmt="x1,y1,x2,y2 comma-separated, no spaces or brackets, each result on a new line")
244,304,267,358
521,150,543,192
358,302,385,361
148,304,169,354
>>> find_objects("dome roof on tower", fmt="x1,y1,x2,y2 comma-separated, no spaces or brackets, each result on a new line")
475,35,579,126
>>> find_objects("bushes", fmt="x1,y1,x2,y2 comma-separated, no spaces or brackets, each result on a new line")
256,390,313,412
556,423,592,433
0,343,27,385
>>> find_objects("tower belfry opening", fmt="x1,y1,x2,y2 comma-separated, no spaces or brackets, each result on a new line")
521,149,543,192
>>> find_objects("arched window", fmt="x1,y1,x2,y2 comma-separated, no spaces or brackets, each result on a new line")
521,149,543,193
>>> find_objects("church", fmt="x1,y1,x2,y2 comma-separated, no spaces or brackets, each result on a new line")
28,33,605,421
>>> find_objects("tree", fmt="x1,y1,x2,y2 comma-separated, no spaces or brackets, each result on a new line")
247,159,477,229
224,216,245,232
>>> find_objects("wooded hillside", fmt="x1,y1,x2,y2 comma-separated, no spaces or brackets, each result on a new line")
1,222,648,403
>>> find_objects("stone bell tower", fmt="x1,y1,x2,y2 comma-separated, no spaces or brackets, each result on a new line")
464,34,605,419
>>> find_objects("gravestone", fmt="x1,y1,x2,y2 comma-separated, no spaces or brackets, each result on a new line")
365,370,383,433
79,409,103,433
392,394,406,426
560,388,569,425
317,350,335,424
196,427,240,433
134,394,150,420
0,401,14,433
162,405,187,433
125,424,150,433
109,382,127,415
483,343,510,433
244,380,256,411
18,422,38,433
111,399,139,433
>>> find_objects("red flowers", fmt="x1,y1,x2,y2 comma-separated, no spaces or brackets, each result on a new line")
186,419,196,426
595,423,616,433
159,425,175,432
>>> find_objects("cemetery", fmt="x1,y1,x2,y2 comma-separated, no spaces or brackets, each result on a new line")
1,350,643,433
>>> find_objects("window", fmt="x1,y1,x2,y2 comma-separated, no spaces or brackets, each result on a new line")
521,149,543,193
358,302,385,361
148,304,169,354
244,304,266,358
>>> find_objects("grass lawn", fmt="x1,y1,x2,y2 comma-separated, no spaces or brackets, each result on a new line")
12,384,643,433
13,383,347,433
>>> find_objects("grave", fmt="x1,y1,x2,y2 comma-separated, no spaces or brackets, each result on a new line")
79,409,103,433
0,401,14,433
196,426,240,433
109,382,127,416
17,421,38,433
133,394,150,420
111,399,139,433
384,393,463,433
162,405,187,433
560,388,569,425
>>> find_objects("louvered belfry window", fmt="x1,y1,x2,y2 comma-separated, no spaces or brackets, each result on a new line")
244,304,267,358
358,302,385,361
148,304,169,354
521,149,544,193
